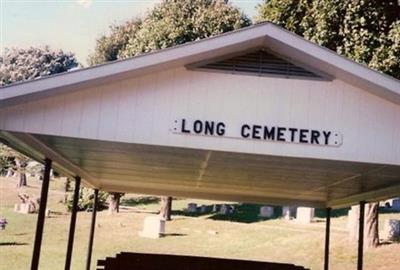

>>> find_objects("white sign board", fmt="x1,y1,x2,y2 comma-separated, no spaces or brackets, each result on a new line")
171,118,342,147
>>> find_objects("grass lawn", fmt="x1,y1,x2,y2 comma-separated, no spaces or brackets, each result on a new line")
0,176,399,270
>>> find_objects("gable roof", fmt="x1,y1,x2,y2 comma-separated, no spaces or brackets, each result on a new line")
1,22,400,106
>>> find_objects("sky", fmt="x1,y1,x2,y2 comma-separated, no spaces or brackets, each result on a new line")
1,0,263,65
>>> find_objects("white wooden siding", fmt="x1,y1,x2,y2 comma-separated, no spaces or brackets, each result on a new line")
1,67,399,165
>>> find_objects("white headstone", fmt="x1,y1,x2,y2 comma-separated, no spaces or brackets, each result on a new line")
19,203,31,214
139,216,165,239
259,206,274,218
186,203,198,213
296,207,315,224
213,204,222,212
347,208,354,231
282,206,296,220
219,204,233,215
199,205,208,213
392,198,400,211
382,219,400,241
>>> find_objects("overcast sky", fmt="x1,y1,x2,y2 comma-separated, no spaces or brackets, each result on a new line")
1,0,263,65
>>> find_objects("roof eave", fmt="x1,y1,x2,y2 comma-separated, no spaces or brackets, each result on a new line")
1,22,400,107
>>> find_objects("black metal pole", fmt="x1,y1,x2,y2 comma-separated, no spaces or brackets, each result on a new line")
357,201,366,270
64,176,81,270
86,189,99,270
324,207,331,270
31,158,52,270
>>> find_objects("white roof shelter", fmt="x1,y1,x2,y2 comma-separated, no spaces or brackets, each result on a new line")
1,22,399,209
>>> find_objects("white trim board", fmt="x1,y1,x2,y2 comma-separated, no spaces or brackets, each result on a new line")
1,22,399,107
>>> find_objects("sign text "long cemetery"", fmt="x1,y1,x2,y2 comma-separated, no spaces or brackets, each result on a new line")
172,119,342,147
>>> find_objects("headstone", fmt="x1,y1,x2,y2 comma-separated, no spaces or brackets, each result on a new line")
392,198,400,211
219,204,233,215
0,218,7,230
19,203,31,214
186,203,198,213
45,209,51,217
296,207,315,224
199,205,208,214
6,169,14,177
347,206,365,242
14,204,20,212
282,206,296,220
347,208,354,231
382,219,400,241
139,216,165,239
258,206,274,218
212,204,221,212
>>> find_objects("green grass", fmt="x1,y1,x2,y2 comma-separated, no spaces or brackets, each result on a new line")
0,177,399,270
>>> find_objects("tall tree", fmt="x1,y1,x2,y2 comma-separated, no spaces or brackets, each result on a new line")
349,203,380,248
89,0,251,63
0,46,79,86
257,0,400,247
88,19,142,65
257,0,312,36
108,192,123,215
160,196,172,221
364,202,379,248
0,46,79,186
257,0,400,79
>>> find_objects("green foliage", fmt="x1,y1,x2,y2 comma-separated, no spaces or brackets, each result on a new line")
301,0,347,50
0,144,13,172
0,46,79,86
0,143,29,174
257,0,400,79
369,21,400,78
88,19,142,65
257,0,312,35
337,1,399,65
66,187,108,212
89,0,251,64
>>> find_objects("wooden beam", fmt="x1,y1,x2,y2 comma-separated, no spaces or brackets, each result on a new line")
64,176,81,270
324,207,331,270
86,189,99,270
31,158,52,270
328,184,400,209
101,182,325,208
357,201,366,270
10,132,98,188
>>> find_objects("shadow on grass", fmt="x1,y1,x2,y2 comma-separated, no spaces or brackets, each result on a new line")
173,203,283,224
171,210,209,218
379,207,400,214
121,196,160,207
161,233,187,237
0,242,28,246
208,204,283,223
315,208,350,219
314,206,399,219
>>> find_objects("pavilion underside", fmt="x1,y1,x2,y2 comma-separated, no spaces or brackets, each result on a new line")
2,131,399,209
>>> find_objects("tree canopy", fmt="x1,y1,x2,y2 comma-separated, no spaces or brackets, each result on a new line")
88,19,142,65
257,0,400,79
0,46,79,86
89,0,251,65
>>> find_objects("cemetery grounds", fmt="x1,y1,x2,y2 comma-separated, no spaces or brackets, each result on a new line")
0,176,399,270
